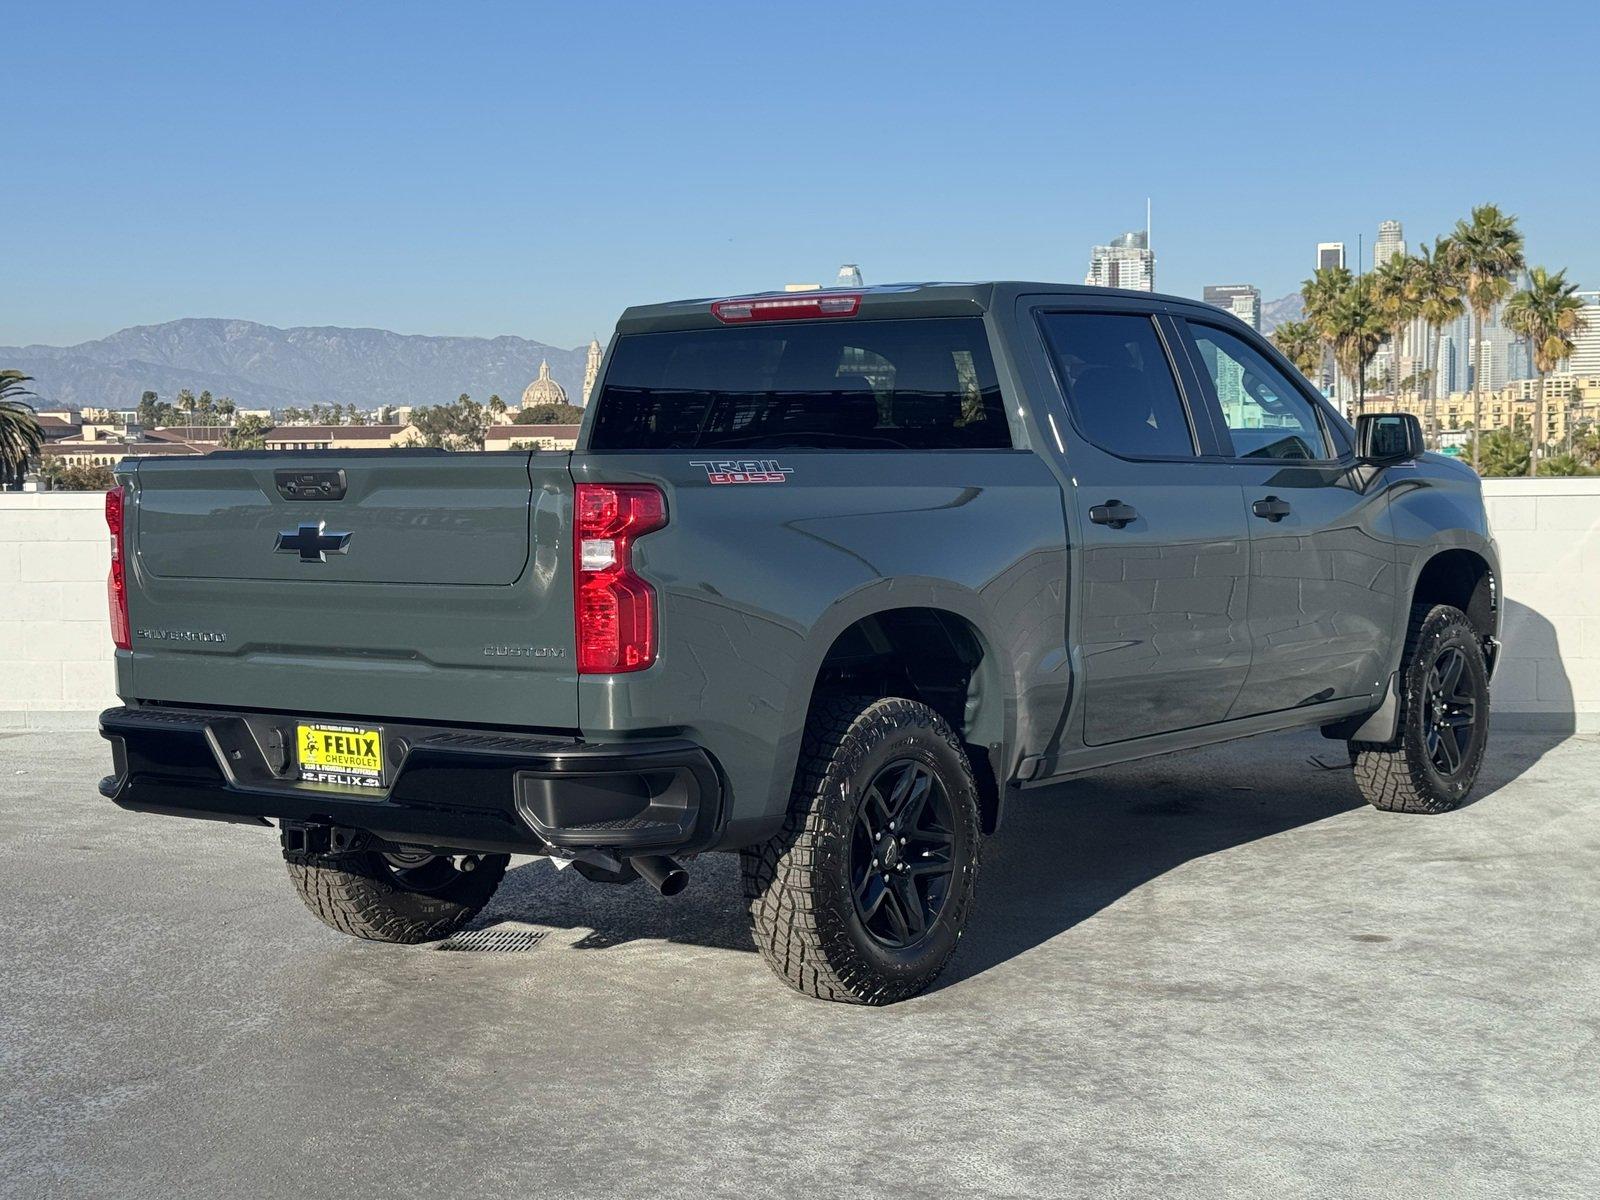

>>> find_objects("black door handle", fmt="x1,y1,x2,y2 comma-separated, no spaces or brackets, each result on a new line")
1089,500,1139,529
1252,495,1292,521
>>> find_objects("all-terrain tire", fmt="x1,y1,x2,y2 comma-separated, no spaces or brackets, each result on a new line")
741,695,981,1005
284,848,509,943
1351,602,1489,814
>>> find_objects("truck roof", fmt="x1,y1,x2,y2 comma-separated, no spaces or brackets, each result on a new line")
615,281,1215,334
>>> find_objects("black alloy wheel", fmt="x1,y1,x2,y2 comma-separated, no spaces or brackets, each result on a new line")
1423,645,1479,778
850,759,956,949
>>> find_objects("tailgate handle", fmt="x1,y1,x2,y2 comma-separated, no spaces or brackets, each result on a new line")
276,469,348,501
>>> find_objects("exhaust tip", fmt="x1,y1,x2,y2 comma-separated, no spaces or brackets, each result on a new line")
632,854,689,897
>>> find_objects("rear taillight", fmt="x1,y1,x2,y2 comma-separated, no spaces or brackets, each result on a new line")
711,293,860,323
106,485,130,650
574,483,667,673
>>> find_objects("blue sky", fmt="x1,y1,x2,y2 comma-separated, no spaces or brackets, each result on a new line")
6,0,1595,348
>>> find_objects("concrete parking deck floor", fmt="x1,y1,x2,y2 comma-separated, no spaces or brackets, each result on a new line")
1,727,1596,1199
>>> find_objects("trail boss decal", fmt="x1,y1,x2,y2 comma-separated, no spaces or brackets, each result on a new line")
689,459,794,485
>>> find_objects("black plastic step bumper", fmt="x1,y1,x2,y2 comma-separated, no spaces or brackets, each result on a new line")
98,705,724,857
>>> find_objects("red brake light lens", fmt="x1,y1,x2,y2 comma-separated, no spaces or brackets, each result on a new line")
711,293,861,323
574,483,667,673
106,485,130,651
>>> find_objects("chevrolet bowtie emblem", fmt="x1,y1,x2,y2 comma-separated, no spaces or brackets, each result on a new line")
275,521,352,563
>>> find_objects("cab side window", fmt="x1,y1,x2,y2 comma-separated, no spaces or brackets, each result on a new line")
1037,313,1195,458
1186,322,1330,460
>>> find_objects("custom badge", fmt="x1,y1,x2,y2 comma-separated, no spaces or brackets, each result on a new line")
689,459,794,485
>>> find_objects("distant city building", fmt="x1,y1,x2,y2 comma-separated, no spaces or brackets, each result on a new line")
1373,220,1405,268
1393,373,1600,443
484,423,581,452
1567,292,1600,375
1316,242,1346,272
1202,284,1261,330
1472,303,1522,391
1085,230,1155,291
783,265,866,293
40,439,204,470
520,358,569,411
146,425,231,446
262,424,417,451
581,339,603,406
1435,333,1457,396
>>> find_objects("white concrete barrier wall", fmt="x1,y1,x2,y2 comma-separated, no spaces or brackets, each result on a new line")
0,493,117,727
1481,479,1600,729
2,481,1598,729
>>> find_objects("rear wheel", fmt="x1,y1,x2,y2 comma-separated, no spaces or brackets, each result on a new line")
284,843,508,943
741,695,981,1005
1351,603,1489,814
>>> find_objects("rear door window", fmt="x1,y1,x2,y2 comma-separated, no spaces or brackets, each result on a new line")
588,317,1011,451
1036,312,1196,459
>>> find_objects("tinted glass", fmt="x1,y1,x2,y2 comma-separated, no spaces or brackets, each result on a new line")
1187,323,1330,460
1037,313,1194,458
589,317,1011,451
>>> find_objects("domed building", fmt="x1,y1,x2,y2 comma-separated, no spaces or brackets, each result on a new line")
520,359,569,410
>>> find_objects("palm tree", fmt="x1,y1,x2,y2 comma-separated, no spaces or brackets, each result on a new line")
1452,205,1526,471
1302,265,1353,400
1371,251,1423,404
0,371,45,490
1326,277,1387,418
1469,421,1532,477
1416,237,1465,445
1270,321,1324,378
1503,266,1590,475
1537,452,1595,477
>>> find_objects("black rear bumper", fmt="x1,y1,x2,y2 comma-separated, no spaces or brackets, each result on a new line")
98,705,724,857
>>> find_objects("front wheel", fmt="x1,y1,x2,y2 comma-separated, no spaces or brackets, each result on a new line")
741,696,981,1005
284,843,509,943
1351,603,1490,814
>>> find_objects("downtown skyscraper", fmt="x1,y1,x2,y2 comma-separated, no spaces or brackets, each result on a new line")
1202,284,1262,330
1085,230,1155,291
1373,220,1405,268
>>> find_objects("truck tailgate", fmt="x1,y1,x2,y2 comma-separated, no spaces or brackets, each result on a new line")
119,451,577,729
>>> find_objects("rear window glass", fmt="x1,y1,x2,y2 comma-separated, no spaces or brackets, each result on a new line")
589,317,1012,451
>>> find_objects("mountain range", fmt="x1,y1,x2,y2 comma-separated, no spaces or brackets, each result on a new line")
1259,292,1304,334
0,319,589,414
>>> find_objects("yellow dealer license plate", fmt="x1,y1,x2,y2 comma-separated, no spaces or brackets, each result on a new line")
296,722,384,789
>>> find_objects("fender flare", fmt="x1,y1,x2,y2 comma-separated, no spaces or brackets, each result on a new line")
756,576,1020,824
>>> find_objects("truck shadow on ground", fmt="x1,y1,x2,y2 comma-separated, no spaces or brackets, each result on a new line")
476,723,1563,987
475,735,1366,965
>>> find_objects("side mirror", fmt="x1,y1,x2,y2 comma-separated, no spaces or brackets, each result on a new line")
1357,412,1423,463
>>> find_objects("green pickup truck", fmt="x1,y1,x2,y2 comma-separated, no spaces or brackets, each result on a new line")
99,283,1501,1004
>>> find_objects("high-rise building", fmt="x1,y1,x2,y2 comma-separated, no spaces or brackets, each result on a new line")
1316,242,1346,272
1567,292,1600,375
1471,303,1522,391
1435,333,1456,396
1085,230,1155,291
835,264,864,288
1373,220,1405,268
581,338,603,406
1202,284,1262,330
